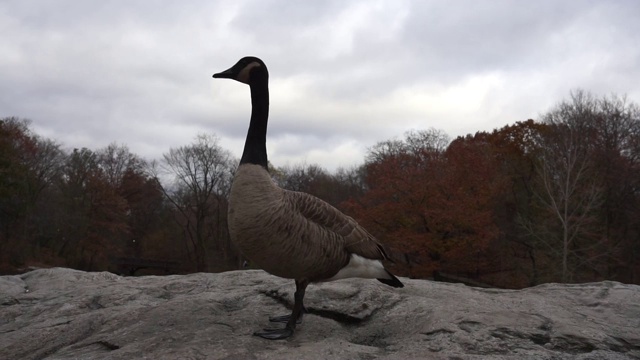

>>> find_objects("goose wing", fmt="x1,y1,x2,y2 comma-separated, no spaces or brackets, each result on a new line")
282,189,391,261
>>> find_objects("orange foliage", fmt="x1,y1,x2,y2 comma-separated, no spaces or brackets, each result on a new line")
343,130,507,279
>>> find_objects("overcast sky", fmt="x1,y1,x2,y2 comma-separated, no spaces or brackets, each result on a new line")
2,1,639,170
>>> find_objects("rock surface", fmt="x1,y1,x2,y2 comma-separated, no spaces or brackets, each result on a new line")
1,268,639,360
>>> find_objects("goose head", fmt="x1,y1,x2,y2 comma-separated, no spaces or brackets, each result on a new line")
213,56,268,85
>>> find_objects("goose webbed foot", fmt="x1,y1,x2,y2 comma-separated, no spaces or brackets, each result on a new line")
253,326,294,340
255,279,309,340
269,309,306,324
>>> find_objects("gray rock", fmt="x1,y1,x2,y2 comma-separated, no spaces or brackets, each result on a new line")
1,268,638,359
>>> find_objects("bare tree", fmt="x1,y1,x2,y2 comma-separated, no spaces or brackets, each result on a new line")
158,134,237,271
274,163,329,192
97,143,143,188
523,91,605,282
537,127,603,282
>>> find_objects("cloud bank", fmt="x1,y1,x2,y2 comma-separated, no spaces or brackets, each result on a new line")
2,0,639,169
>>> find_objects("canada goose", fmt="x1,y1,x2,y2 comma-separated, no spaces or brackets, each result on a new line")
213,56,403,340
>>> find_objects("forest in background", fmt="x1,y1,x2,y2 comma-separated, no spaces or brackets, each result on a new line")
1,90,639,288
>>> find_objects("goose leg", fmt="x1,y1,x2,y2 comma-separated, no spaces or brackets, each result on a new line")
254,279,308,340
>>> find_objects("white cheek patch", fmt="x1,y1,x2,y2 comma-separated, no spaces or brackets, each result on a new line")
237,61,261,84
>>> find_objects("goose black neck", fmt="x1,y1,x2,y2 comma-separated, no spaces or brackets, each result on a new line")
240,78,269,169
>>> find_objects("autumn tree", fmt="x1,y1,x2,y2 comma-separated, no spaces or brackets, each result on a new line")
55,147,130,270
440,133,506,278
0,117,65,269
3,89,637,286
95,143,173,262
486,120,549,286
0,118,33,266
344,129,450,278
118,166,168,259
588,94,640,282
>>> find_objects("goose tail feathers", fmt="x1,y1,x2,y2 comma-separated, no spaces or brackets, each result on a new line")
377,270,404,288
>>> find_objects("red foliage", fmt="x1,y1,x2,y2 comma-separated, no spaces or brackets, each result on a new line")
343,130,507,279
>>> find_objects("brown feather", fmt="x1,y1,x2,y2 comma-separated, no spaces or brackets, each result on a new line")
282,190,389,261
228,164,394,283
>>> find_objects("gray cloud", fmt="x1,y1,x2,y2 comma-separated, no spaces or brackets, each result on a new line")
2,0,639,171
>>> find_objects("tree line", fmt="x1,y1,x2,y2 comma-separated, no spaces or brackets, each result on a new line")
1,90,638,288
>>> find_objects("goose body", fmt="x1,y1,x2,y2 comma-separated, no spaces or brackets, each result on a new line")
228,164,398,283
213,56,403,340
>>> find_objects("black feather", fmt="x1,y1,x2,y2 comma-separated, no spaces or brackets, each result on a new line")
377,270,404,288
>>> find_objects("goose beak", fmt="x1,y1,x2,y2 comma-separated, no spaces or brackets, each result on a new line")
213,68,234,79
